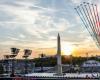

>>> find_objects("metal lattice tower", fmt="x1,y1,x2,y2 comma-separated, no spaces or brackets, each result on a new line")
75,2,100,48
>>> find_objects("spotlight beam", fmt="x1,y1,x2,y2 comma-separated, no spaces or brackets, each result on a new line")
95,5,100,35
75,6,98,46
80,4,97,42
87,3,97,34
92,4,99,35
75,2,100,48
75,8,92,37
83,3,99,45
82,4,94,34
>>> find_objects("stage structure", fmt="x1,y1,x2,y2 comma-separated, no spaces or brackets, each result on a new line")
23,49,32,74
3,55,10,74
75,2,100,47
10,48,20,77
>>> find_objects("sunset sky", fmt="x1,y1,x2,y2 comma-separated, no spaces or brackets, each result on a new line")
0,0,100,59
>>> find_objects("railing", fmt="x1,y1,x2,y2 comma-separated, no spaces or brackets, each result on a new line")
0,77,29,80
0,77,99,80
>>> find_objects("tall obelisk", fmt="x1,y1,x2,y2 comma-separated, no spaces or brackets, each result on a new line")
57,33,62,75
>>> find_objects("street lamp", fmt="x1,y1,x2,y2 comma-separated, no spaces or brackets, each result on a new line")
23,49,32,74
39,53,46,72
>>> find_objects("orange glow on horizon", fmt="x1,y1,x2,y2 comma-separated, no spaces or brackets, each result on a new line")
14,46,100,59
62,44,74,55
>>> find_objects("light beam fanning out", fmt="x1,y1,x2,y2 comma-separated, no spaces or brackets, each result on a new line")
75,2,100,48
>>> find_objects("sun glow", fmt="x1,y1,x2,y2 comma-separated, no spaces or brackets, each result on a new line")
62,44,73,55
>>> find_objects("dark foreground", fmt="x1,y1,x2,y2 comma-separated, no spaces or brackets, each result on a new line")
0,77,99,80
